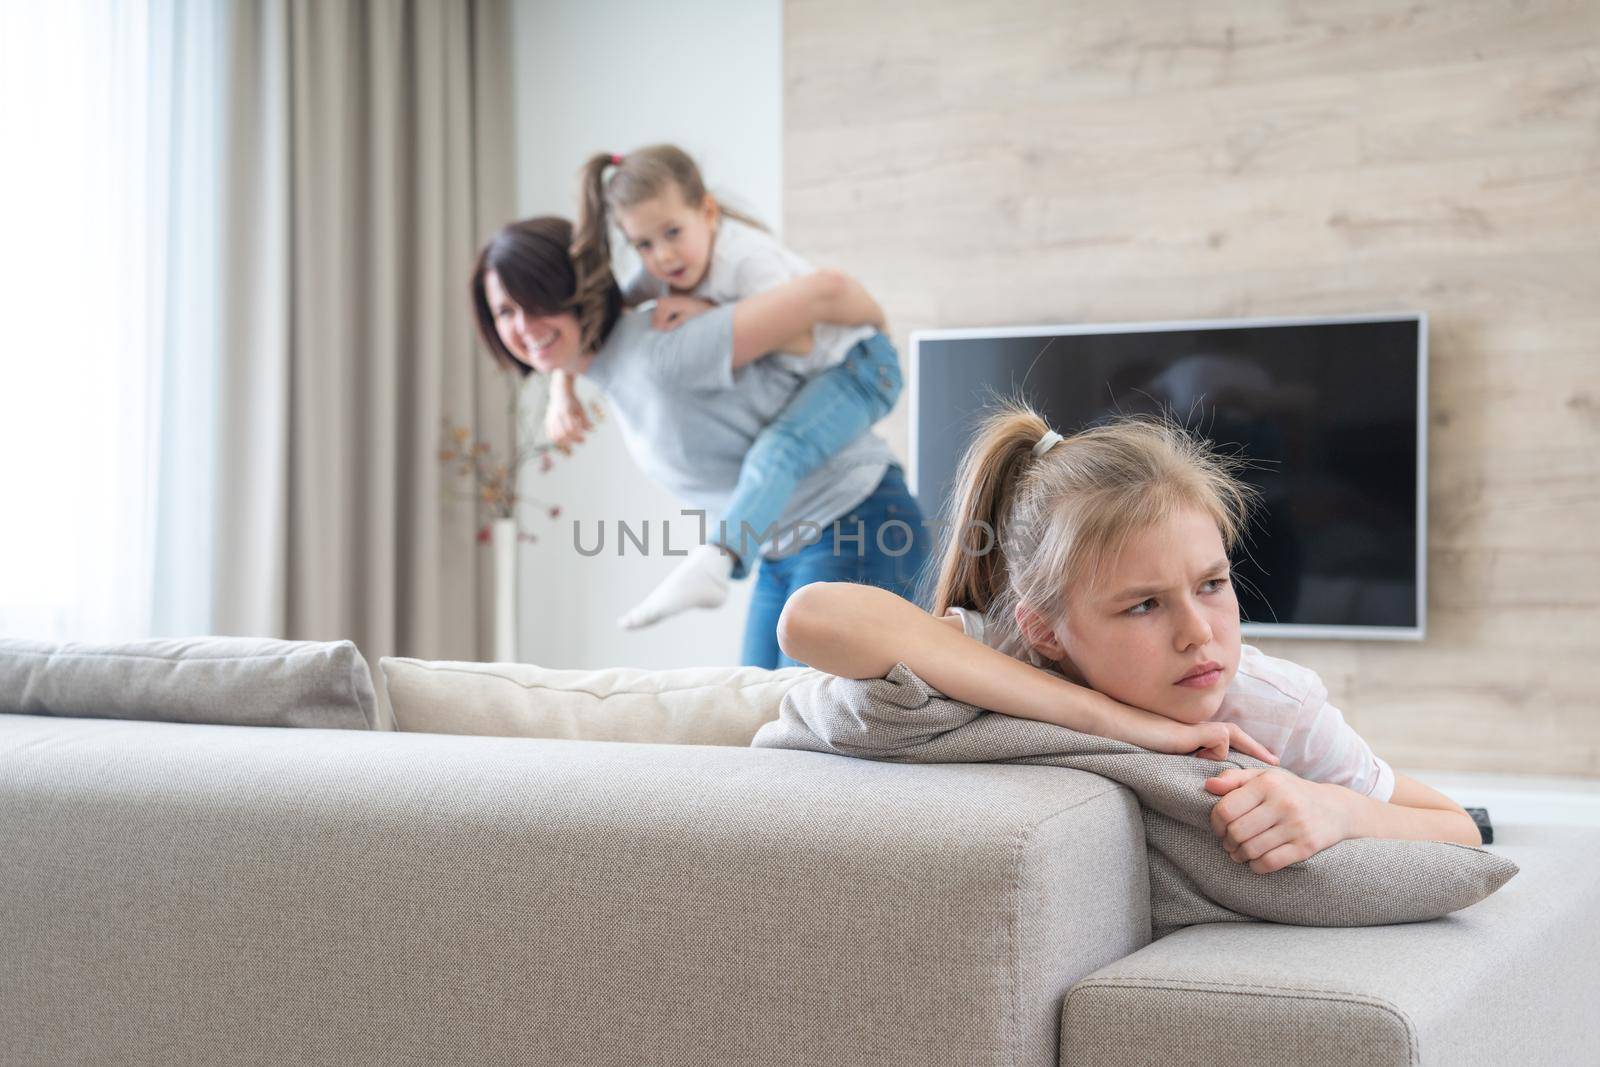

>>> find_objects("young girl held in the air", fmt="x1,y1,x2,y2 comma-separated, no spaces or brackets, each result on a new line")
547,145,902,631
777,402,1481,873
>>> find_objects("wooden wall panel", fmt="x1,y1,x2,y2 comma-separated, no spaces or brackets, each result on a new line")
784,0,1600,776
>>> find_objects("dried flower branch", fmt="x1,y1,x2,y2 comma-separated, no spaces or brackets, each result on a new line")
439,365,604,545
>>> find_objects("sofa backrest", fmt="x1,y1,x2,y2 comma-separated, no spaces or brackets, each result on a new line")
0,712,1149,1066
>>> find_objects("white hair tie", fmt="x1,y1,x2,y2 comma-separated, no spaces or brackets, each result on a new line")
1031,430,1063,458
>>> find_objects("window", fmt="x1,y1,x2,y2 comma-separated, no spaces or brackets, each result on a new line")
0,1,221,640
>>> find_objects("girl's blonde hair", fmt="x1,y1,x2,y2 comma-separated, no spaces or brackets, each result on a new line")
570,145,767,342
928,400,1259,661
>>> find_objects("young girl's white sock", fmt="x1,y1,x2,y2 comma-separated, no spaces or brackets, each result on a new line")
617,544,736,630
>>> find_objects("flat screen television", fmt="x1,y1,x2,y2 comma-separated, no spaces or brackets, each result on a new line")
909,312,1427,640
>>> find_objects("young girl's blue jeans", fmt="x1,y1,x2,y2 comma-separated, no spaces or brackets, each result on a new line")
714,332,902,579
741,464,931,669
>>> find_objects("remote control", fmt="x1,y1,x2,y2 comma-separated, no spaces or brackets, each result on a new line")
1464,806,1493,845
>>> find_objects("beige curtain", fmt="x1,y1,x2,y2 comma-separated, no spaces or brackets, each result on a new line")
211,0,515,664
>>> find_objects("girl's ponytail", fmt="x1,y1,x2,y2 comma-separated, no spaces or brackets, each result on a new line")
570,152,620,352
928,401,1052,617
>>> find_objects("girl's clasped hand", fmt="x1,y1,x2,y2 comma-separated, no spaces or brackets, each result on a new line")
1207,768,1352,874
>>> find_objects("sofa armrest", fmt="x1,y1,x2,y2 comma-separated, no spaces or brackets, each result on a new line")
1,712,1149,1067
1060,824,1600,1066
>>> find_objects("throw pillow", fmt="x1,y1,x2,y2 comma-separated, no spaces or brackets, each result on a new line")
0,636,382,731
757,662,1519,935
380,657,810,746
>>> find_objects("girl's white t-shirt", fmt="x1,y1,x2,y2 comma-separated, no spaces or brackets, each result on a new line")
622,217,875,371
945,606,1396,802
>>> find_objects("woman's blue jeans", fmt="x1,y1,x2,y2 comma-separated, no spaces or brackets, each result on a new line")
741,464,931,668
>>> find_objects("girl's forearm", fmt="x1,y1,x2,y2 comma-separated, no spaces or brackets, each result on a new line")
730,270,883,366
778,582,1115,734
812,269,885,332
1335,789,1482,846
775,328,816,355
782,582,1284,762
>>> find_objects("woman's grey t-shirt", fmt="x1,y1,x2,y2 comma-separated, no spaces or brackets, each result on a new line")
582,305,893,559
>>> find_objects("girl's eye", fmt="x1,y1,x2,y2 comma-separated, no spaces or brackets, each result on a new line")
1120,575,1228,617
636,241,650,252
665,227,680,239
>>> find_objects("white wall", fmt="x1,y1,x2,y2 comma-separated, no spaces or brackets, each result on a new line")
508,0,782,668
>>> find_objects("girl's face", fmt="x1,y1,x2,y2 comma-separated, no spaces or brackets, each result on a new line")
483,269,584,374
616,184,717,293
1030,507,1242,724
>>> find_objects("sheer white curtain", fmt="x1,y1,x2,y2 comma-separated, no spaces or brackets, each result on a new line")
0,1,515,658
0,0,223,641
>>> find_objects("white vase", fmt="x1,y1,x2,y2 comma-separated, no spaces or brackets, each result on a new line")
490,517,518,662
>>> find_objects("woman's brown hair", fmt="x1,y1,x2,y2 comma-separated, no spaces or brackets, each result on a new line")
570,144,767,317
470,216,623,375
927,400,1259,662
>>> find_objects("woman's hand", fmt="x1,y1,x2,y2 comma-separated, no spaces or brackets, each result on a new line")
651,295,716,332
543,372,591,447
1205,768,1355,874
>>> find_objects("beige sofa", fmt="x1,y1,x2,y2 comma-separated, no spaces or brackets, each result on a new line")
2,647,1597,1066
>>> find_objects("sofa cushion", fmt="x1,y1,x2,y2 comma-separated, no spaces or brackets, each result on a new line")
1060,823,1600,1066
380,657,809,745
0,636,382,730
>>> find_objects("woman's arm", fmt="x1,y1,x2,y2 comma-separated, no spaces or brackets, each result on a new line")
728,269,884,370
778,582,1279,763
543,368,591,446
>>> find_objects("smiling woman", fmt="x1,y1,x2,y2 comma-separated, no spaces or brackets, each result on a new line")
469,215,930,667
471,216,615,377
482,269,581,376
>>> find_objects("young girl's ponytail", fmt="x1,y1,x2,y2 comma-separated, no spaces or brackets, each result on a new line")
570,152,621,352
928,401,1052,618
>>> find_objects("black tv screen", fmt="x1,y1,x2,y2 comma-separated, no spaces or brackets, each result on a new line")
910,314,1427,640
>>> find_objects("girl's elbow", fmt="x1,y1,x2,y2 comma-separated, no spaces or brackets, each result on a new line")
1437,798,1481,846
811,267,850,302
1451,811,1485,847
776,582,834,662
774,610,805,663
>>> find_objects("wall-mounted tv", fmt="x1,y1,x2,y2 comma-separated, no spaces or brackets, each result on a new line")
910,313,1427,641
